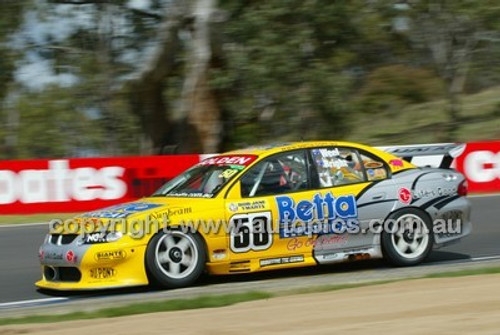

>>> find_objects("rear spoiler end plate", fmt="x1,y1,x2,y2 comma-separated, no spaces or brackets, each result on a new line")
376,143,466,168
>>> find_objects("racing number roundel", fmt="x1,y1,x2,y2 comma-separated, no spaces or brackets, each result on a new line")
230,212,273,253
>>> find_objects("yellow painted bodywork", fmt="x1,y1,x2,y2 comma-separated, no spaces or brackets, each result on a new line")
36,141,415,290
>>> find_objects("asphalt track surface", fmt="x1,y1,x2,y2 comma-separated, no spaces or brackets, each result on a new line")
0,195,498,307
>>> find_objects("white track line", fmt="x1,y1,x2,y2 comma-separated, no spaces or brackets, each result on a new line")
469,255,500,261
0,222,49,228
0,297,68,309
468,193,500,198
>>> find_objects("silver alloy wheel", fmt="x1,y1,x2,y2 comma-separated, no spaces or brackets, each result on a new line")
391,213,429,259
154,231,199,280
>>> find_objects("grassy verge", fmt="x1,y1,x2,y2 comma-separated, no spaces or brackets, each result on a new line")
0,291,272,326
0,213,80,225
424,266,500,278
1,266,500,326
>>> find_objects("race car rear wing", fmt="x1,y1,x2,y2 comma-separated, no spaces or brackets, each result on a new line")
376,143,466,169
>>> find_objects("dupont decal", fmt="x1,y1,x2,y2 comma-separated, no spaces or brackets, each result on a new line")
398,188,412,204
276,192,358,238
81,202,162,219
260,255,304,267
90,267,116,279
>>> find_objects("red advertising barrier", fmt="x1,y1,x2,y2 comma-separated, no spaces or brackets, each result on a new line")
0,141,498,214
0,155,200,214
455,141,500,194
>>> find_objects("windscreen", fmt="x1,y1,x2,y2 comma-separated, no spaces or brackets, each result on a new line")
153,155,257,198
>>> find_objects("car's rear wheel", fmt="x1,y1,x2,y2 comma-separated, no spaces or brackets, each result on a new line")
381,208,433,266
146,230,206,288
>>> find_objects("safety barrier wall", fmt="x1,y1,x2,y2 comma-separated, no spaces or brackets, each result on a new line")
0,155,200,214
0,140,498,214
454,141,500,194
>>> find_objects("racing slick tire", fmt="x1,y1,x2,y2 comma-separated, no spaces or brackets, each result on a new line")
381,208,434,267
146,230,206,288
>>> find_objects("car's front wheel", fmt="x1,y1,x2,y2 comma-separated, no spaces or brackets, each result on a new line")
381,208,433,266
146,230,206,288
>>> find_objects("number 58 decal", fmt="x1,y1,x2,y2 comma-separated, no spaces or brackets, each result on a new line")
230,212,273,253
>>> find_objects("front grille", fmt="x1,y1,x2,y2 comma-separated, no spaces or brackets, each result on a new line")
49,234,79,245
44,266,81,282
49,234,59,244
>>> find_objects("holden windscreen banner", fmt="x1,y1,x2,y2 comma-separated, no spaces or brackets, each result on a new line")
454,140,500,194
0,155,200,214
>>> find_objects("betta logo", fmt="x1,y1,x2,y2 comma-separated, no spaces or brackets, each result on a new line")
276,193,358,237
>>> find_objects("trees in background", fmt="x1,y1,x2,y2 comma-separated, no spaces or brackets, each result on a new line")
0,0,499,158
214,1,368,147
0,0,28,158
399,0,500,140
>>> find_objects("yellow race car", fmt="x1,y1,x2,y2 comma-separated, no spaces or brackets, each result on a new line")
36,141,471,290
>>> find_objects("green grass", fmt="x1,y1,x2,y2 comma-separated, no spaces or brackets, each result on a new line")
423,266,500,278
0,291,272,326
347,86,500,145
1,266,500,326
0,213,80,225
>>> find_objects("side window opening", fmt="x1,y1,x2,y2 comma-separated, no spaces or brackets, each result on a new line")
359,152,389,181
310,147,366,187
240,151,309,198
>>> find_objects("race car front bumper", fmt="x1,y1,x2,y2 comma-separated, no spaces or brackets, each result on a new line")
35,234,149,291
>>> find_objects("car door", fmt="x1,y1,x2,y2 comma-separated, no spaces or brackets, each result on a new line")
224,150,320,270
307,146,395,264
